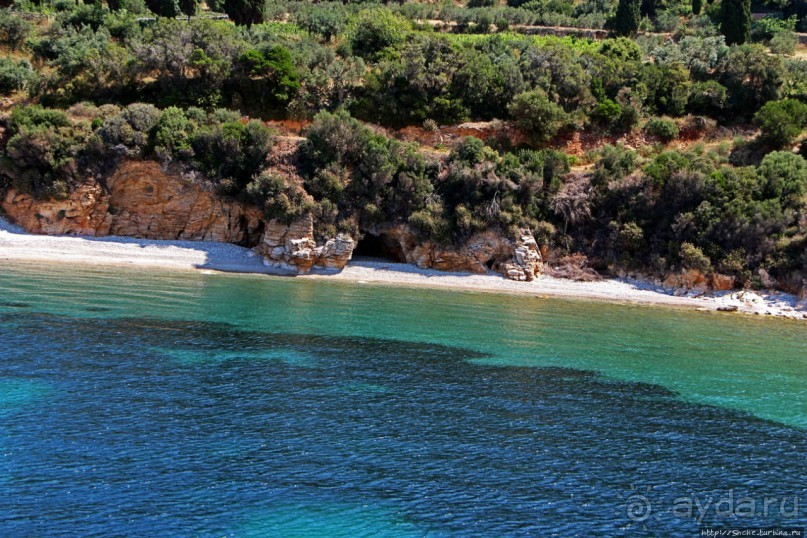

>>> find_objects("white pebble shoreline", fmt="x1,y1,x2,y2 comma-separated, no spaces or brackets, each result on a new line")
2,218,804,320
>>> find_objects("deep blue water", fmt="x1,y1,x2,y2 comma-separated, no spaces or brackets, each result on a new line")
0,263,805,536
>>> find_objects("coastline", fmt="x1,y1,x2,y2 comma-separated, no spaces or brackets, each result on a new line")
2,217,805,320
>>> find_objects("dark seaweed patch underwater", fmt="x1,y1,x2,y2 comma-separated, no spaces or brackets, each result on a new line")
0,313,804,537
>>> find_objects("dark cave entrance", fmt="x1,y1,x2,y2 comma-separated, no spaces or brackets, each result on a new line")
237,216,264,247
352,232,406,263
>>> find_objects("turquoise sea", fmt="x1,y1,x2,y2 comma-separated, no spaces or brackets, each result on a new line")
0,261,804,536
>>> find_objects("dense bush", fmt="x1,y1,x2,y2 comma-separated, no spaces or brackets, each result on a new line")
345,8,412,59
680,242,712,272
0,58,36,95
753,98,807,148
758,150,807,204
688,81,728,115
153,106,194,161
508,89,568,142
716,45,785,115
592,144,637,187
0,106,87,199
95,103,160,156
191,119,274,193
302,110,434,231
246,171,314,224
0,11,32,50
644,117,679,142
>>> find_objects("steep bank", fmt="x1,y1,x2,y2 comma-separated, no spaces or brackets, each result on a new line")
1,158,544,281
2,160,265,243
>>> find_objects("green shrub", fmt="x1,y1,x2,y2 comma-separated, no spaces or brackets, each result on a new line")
616,221,644,251
0,58,36,96
191,119,274,193
408,205,451,243
3,115,89,200
9,105,71,133
716,45,785,114
0,12,32,50
453,137,487,166
688,81,728,115
644,117,679,142
592,98,622,128
592,144,637,187
643,150,689,187
640,62,690,117
507,89,568,142
758,150,807,204
237,46,300,104
246,172,315,224
97,103,161,153
345,8,411,59
680,242,712,272
769,31,797,55
751,16,796,41
754,98,807,148
153,106,194,161
293,6,348,42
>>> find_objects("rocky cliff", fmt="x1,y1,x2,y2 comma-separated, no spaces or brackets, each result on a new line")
1,159,544,280
2,160,264,244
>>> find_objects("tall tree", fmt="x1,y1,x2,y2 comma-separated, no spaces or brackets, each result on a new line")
609,0,641,37
224,0,265,28
640,0,656,18
720,0,751,45
692,0,702,15
179,0,197,20
145,0,179,17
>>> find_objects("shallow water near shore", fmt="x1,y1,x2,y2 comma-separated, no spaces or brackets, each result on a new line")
0,261,805,536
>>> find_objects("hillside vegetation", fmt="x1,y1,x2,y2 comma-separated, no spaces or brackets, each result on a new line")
0,0,806,290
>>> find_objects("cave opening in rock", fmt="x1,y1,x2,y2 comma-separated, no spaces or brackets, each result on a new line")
352,232,406,263
237,216,264,247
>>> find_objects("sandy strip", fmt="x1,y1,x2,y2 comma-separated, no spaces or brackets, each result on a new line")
0,217,280,274
1,218,804,320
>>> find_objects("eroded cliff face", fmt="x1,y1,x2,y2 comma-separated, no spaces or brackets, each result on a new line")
2,160,264,244
1,159,544,280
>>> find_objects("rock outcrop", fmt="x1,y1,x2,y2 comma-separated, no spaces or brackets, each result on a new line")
1,160,264,244
2,182,109,236
256,215,355,273
709,273,736,291
662,269,736,293
379,225,542,281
